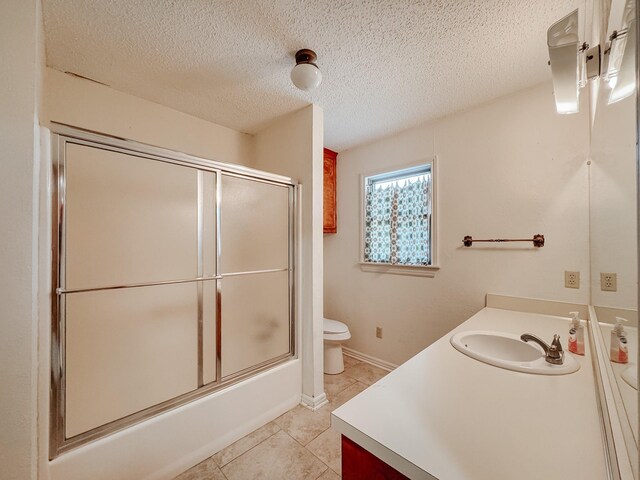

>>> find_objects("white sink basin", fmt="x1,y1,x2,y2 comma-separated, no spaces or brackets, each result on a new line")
450,330,580,375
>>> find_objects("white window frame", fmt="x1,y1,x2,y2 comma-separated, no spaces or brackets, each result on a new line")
359,157,439,277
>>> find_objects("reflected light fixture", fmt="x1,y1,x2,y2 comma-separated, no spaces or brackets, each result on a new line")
547,9,581,114
606,0,636,104
291,49,322,92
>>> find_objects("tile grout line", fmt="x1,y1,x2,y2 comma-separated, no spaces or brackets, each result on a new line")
302,422,332,447
219,466,230,480
217,427,282,470
177,356,366,479
324,381,356,403
312,463,332,480
287,430,332,478
340,367,370,384
305,429,343,478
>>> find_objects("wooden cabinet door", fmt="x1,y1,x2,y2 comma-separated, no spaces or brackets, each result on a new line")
323,148,337,233
342,435,410,480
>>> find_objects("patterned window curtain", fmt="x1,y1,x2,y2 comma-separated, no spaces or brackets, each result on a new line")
364,173,431,265
364,185,393,262
395,175,431,265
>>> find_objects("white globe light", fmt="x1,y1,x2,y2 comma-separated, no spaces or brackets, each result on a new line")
291,62,322,91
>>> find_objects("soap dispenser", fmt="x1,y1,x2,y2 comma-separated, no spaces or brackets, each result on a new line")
610,317,629,364
567,312,585,355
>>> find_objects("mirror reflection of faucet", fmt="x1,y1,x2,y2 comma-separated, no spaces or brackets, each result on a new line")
520,333,565,365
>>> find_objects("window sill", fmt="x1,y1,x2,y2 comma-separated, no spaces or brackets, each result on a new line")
359,262,440,277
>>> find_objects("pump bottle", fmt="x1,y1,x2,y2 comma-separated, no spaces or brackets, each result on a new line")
610,317,629,364
567,312,584,355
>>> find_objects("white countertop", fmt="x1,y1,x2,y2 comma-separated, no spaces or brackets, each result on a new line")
331,307,607,480
599,322,638,440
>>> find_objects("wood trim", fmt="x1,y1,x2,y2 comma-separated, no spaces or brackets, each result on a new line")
323,148,337,234
342,435,410,480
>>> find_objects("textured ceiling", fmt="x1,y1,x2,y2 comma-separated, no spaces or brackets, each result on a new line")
42,0,583,151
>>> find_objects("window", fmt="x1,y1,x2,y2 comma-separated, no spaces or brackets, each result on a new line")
361,161,436,272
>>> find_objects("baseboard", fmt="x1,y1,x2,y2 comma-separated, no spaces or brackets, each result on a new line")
342,347,398,372
300,392,328,411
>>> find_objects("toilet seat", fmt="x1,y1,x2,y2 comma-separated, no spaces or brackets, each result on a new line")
324,318,348,334
323,318,351,341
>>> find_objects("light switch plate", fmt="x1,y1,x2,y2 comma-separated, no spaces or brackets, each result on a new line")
601,272,617,292
376,327,383,339
565,271,580,289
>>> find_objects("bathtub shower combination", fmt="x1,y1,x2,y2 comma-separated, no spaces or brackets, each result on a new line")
49,124,296,458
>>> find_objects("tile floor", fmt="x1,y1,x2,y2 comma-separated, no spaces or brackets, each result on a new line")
174,355,389,480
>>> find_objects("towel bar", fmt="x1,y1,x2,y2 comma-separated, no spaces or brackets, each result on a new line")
463,234,545,247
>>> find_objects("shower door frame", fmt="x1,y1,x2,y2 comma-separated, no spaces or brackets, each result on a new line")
49,123,297,459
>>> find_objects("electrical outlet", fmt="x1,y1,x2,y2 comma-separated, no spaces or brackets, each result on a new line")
376,327,383,339
601,272,617,292
564,271,580,289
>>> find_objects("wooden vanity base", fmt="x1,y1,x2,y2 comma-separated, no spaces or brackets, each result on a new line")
342,435,410,480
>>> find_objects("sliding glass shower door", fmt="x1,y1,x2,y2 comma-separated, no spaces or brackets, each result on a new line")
50,126,295,458
220,175,292,378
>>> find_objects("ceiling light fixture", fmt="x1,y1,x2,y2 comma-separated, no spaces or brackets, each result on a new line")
606,0,636,104
547,9,581,114
291,49,322,92
547,9,602,114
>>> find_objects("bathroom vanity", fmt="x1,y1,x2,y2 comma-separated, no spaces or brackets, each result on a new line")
331,9,640,470
331,300,609,480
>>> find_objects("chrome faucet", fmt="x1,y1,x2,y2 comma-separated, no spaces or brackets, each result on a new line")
520,333,564,365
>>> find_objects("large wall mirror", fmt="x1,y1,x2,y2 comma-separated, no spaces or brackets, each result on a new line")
589,0,638,476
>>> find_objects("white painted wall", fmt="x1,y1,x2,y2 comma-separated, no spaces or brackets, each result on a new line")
589,82,637,310
40,69,305,479
588,0,637,311
0,1,43,479
44,68,253,166
324,82,591,366
252,105,327,408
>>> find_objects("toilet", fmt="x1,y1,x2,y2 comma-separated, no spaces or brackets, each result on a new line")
323,318,351,374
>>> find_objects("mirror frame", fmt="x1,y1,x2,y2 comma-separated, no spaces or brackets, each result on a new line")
589,307,638,479
589,0,640,476
635,0,639,472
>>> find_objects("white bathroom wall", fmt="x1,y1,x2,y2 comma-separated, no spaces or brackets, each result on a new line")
44,68,253,166
252,105,327,408
0,1,43,479
324,82,591,366
40,68,304,480
589,81,637,310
